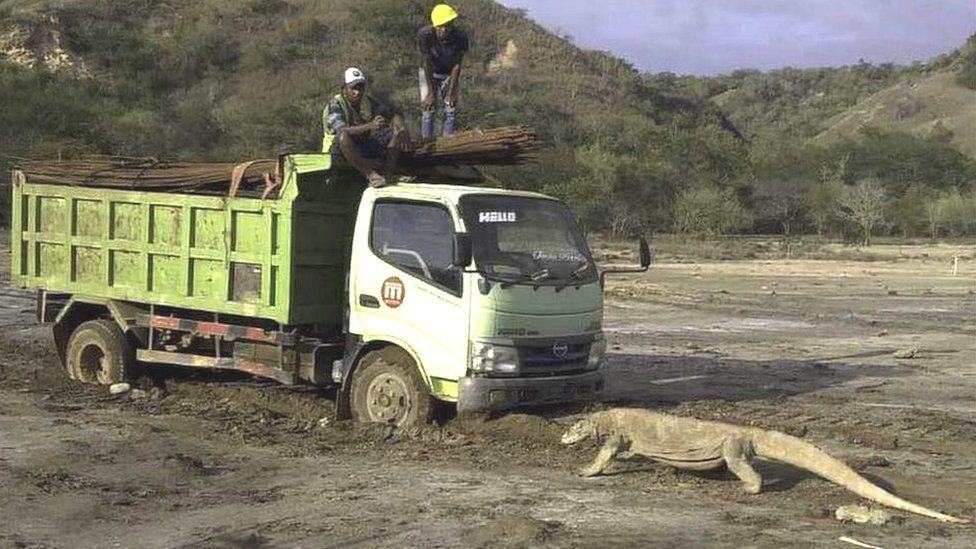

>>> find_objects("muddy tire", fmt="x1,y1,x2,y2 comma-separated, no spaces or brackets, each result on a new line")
349,347,434,427
65,319,134,385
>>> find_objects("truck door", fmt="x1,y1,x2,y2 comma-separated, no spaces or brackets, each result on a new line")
350,197,468,396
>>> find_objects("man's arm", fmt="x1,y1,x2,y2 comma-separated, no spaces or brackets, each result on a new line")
418,28,436,107
343,118,382,137
327,98,381,138
446,63,462,105
446,31,468,105
390,113,411,151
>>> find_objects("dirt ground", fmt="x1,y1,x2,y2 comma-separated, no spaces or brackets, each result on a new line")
1,237,974,548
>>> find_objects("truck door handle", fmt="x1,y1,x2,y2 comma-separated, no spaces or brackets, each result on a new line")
359,294,380,308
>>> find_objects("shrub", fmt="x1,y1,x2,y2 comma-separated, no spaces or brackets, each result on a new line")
672,185,750,236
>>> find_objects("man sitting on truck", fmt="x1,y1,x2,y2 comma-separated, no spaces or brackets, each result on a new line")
323,67,410,187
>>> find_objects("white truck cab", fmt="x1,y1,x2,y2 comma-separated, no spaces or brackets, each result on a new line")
338,183,649,424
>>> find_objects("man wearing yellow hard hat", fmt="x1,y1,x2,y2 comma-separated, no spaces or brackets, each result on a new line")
418,3,468,140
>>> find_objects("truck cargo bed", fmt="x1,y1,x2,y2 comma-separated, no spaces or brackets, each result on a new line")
10,155,362,327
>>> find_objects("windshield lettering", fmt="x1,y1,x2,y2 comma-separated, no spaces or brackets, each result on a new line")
478,211,517,223
532,250,586,263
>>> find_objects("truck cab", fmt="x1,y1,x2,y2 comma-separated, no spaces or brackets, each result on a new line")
342,184,607,424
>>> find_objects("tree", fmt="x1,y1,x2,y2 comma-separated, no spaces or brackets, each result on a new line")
751,180,808,235
543,144,619,230
805,158,847,236
839,178,887,246
928,189,976,236
886,184,930,238
672,185,750,236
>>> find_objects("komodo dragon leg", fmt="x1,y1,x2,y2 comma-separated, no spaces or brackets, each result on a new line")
722,435,762,494
580,434,624,477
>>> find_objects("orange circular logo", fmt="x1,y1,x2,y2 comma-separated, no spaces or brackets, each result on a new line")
381,277,405,308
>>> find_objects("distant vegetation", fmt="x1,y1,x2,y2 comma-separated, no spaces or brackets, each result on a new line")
1,0,974,240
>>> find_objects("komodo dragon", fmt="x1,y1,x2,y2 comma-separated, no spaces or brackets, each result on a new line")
561,408,968,524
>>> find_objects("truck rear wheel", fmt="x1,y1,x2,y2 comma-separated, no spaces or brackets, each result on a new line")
65,319,134,385
350,348,433,427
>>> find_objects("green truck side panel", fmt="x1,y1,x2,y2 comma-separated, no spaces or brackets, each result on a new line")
11,154,364,327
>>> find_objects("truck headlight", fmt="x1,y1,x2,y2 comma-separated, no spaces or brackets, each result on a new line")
587,338,606,370
469,341,519,374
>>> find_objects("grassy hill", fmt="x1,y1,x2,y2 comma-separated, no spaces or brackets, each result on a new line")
0,0,747,231
0,0,718,159
709,64,913,142
0,1,973,236
814,71,976,157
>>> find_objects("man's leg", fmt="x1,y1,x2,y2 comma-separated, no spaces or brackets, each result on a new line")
338,131,385,187
371,127,400,183
440,77,457,136
421,110,435,141
419,67,435,140
443,104,457,136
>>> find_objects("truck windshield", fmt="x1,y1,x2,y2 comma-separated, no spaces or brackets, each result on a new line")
458,195,597,285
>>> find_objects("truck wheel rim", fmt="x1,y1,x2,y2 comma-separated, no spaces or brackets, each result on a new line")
366,373,412,424
79,344,107,383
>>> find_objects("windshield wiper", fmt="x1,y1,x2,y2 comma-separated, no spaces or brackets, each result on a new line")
478,271,522,289
530,268,551,282
549,263,586,291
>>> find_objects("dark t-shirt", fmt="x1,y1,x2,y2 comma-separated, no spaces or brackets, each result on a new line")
417,25,469,75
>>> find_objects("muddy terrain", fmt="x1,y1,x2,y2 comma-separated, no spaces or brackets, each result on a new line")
1,238,974,548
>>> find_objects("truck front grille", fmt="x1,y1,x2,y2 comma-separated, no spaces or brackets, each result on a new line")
516,342,590,376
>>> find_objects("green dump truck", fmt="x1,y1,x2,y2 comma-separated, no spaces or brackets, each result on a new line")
10,154,649,425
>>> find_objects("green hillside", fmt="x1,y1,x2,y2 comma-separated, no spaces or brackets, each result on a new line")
0,1,973,238
814,71,976,158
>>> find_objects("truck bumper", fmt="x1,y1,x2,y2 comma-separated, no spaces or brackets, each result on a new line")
457,370,604,413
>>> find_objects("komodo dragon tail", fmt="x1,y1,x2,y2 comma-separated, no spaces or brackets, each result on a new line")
752,430,969,523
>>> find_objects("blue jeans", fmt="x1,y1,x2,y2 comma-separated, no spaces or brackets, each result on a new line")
329,126,393,159
420,69,457,140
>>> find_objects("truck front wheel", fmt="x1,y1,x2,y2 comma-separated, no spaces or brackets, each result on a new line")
65,319,134,385
350,348,433,427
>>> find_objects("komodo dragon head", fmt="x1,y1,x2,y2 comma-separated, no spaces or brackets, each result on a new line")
561,417,597,445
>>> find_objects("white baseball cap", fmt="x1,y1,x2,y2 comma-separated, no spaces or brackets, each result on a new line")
344,67,366,86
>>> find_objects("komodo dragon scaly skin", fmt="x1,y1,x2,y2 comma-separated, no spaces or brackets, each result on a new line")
561,408,969,524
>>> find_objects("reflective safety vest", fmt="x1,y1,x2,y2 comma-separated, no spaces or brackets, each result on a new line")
322,92,375,152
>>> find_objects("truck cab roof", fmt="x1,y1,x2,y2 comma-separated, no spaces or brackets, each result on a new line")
374,182,556,204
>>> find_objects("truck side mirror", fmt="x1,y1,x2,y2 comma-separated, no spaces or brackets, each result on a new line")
453,233,473,267
639,237,651,269
600,235,652,289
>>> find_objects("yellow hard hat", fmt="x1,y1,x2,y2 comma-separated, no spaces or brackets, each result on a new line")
431,4,458,27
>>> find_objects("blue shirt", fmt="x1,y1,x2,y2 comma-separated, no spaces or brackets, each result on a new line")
417,25,469,76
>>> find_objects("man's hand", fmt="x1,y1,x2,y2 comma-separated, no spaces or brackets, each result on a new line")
389,129,412,152
423,92,436,109
370,115,388,130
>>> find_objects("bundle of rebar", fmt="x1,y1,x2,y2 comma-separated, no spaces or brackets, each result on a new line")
403,126,537,166
17,157,277,195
